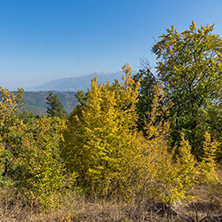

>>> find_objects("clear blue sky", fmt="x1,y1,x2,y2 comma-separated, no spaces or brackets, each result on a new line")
1,0,222,90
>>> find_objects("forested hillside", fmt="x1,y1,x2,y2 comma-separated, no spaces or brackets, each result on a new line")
12,91,79,115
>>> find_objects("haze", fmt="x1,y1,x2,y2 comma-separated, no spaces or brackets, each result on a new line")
0,0,222,90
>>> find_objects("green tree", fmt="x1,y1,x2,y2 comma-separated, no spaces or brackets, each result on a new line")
152,21,222,157
46,92,67,118
75,90,88,107
133,66,157,132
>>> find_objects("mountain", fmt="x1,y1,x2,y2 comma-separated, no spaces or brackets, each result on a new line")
31,71,128,92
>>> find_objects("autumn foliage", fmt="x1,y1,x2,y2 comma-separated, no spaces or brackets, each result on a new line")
60,64,219,205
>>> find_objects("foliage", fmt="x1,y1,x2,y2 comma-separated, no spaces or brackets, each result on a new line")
0,87,24,177
133,66,157,132
118,82,218,205
75,90,88,107
61,66,217,205
0,88,67,206
152,21,222,157
14,116,67,206
61,64,141,195
46,92,67,118
195,101,222,161
199,132,220,181
124,84,200,205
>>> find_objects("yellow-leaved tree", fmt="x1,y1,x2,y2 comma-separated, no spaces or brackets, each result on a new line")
123,84,198,205
15,116,67,206
126,83,215,205
0,87,68,206
61,64,141,195
0,87,24,179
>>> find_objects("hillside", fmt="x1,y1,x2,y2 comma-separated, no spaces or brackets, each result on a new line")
15,91,78,115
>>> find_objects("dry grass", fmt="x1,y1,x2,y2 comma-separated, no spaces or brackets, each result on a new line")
0,189,179,222
1,181,222,222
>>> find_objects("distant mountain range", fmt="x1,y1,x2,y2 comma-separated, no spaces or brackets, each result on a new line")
16,71,137,115
30,71,131,92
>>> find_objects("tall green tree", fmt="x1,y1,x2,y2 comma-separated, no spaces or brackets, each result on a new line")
152,21,222,157
46,92,67,118
133,66,157,132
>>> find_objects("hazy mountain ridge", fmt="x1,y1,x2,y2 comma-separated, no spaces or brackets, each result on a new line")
30,71,128,91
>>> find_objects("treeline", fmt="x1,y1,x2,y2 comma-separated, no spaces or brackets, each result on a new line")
1,21,222,218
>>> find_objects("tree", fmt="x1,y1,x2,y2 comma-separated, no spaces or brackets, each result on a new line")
61,64,141,195
0,88,24,177
152,21,222,157
130,84,218,205
75,90,88,107
46,92,67,118
14,116,67,206
133,65,157,133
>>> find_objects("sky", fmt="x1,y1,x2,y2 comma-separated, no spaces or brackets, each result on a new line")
1,0,222,90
